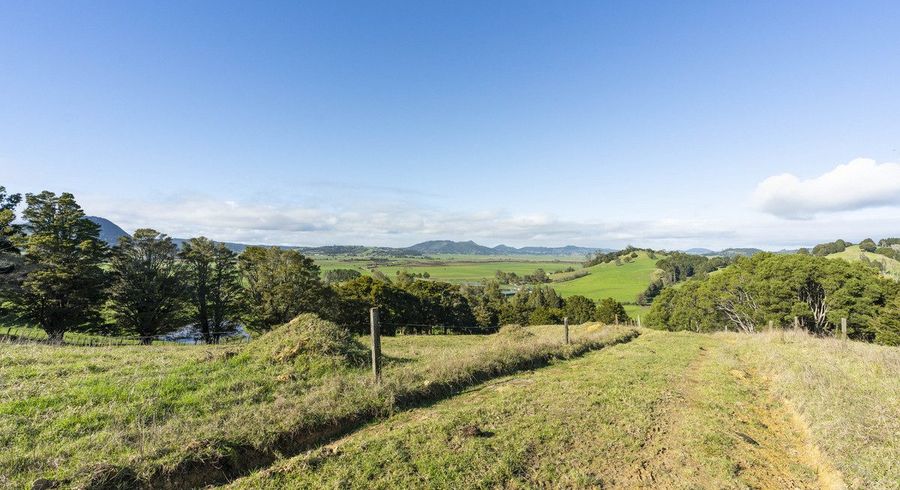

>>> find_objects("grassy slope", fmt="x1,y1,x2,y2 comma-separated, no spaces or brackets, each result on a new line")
551,251,661,316
228,329,898,490
314,254,582,282
827,245,900,280
0,321,633,488
375,260,578,284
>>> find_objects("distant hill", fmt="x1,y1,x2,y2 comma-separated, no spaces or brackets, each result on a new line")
297,245,423,257
684,248,714,255
406,240,494,255
715,248,765,257
170,238,251,253
83,219,602,257
827,245,900,281
515,245,604,256
86,216,130,245
686,247,766,258
406,240,604,256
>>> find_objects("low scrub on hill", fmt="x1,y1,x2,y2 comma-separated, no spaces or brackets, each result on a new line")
0,316,635,489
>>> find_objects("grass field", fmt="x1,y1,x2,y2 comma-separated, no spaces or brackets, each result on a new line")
375,260,578,284
551,251,662,316
828,245,900,280
312,254,582,284
227,328,899,490
0,317,633,488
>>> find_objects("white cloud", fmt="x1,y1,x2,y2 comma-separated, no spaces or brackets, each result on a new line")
753,158,900,219
77,194,739,249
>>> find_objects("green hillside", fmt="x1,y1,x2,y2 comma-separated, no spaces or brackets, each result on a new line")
550,251,661,304
376,260,576,284
312,254,581,284
827,245,900,280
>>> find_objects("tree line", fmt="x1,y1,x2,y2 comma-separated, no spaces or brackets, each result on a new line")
636,252,732,305
0,187,631,342
645,253,900,345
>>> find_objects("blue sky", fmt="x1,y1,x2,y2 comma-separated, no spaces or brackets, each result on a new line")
2,1,899,249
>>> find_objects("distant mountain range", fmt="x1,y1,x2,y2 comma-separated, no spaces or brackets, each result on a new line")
406,240,605,256
86,217,607,257
91,217,805,259
683,247,799,257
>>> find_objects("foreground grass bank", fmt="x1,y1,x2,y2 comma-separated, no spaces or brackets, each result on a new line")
228,329,898,489
737,330,900,489
0,317,635,489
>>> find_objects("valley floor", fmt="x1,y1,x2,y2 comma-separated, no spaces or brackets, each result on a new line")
226,330,898,490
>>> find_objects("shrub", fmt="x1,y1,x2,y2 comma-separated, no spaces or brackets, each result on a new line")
873,298,900,346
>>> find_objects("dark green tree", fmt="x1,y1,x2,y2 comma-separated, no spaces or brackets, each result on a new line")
595,297,628,324
330,275,420,334
13,192,108,341
0,186,22,254
323,268,362,285
562,295,595,324
180,237,244,341
0,186,26,294
529,307,563,325
108,229,188,343
238,246,326,332
405,280,474,327
872,297,900,346
859,238,877,253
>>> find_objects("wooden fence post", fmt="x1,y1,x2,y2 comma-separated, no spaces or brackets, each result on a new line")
793,316,799,331
370,307,382,384
564,317,569,345
637,315,641,328
841,317,847,341
614,314,619,325
768,320,773,333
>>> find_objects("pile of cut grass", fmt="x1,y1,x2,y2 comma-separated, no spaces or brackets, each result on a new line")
0,316,635,489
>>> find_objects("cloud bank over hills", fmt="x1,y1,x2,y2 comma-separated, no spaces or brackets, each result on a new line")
753,158,900,219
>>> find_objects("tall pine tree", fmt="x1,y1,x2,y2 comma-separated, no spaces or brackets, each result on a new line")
15,192,108,341
108,229,188,343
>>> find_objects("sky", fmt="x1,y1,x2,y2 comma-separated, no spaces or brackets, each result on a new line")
2,0,899,250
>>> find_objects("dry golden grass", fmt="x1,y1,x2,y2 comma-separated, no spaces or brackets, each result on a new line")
734,329,900,489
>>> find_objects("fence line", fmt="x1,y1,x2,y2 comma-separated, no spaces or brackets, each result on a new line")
2,310,518,348
0,327,250,347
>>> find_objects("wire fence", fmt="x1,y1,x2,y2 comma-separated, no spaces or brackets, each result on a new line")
1,314,506,348
0,327,251,347
378,322,499,335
